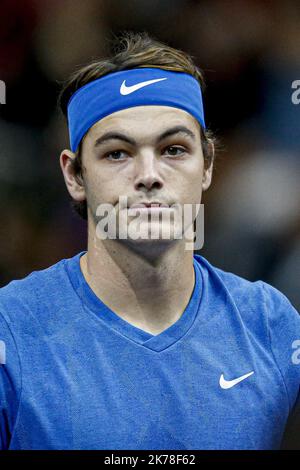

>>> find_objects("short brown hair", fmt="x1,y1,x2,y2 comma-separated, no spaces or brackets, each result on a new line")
58,31,216,220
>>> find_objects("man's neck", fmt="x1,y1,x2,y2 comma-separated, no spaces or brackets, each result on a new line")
80,236,195,335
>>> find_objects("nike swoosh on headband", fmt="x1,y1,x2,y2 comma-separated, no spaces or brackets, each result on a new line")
67,68,206,152
120,78,167,95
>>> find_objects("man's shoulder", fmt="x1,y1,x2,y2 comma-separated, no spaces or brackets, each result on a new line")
0,256,67,297
194,253,298,318
194,253,264,295
0,253,80,324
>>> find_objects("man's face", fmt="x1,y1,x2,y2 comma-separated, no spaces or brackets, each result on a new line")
77,105,212,250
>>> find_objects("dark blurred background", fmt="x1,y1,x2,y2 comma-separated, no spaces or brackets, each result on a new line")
0,0,299,448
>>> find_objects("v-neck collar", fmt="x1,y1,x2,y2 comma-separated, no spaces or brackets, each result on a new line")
65,251,203,352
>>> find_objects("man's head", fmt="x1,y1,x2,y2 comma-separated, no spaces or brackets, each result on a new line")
58,31,216,250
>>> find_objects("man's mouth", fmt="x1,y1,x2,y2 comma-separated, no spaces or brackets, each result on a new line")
129,201,169,209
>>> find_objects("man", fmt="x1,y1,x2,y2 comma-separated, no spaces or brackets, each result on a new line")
0,31,299,450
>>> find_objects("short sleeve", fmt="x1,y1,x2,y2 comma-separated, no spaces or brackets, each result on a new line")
261,282,300,413
0,311,22,450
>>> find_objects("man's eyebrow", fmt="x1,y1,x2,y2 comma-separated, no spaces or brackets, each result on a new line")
93,125,196,148
157,125,196,142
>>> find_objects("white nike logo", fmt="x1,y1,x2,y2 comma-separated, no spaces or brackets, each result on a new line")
219,371,254,389
120,78,167,95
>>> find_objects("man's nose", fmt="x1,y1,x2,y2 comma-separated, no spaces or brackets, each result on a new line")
133,150,164,191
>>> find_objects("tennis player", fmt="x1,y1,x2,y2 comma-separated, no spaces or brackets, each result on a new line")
0,32,299,450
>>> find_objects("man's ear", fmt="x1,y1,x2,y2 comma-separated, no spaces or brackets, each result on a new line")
59,149,86,202
202,139,214,191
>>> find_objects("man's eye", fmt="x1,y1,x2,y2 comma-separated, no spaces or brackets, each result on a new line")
105,150,128,161
164,146,186,157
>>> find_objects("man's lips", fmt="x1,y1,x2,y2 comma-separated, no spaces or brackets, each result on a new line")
115,199,180,210
129,202,170,209
126,202,176,216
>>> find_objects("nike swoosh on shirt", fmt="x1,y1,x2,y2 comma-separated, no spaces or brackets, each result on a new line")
219,371,254,389
120,78,167,95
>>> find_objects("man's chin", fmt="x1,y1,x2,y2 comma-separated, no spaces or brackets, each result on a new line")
117,222,185,244
119,237,177,260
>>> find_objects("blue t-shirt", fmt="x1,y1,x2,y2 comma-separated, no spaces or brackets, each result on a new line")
0,251,299,450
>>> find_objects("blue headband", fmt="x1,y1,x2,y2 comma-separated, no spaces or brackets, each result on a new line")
67,67,206,152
